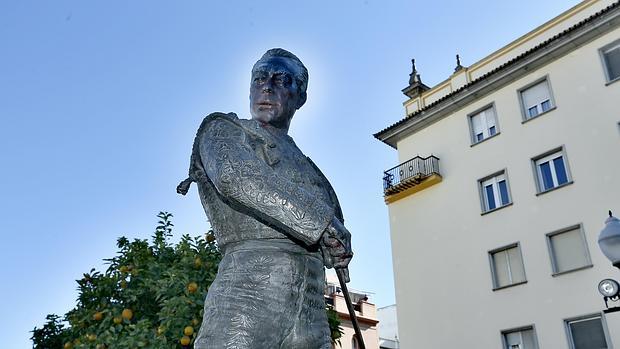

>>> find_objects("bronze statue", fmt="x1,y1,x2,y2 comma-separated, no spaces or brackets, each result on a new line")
178,48,353,349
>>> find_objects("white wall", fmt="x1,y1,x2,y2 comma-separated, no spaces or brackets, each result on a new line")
388,26,620,348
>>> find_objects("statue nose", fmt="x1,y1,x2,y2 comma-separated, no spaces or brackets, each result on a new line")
261,77,276,93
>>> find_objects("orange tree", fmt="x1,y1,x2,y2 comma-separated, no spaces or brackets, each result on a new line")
32,212,342,348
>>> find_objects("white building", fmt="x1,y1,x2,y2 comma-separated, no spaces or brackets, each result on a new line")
374,0,620,348
377,304,399,349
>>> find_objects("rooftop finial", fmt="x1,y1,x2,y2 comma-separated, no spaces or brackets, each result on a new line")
409,58,421,85
402,57,430,98
454,54,464,72
610,210,613,217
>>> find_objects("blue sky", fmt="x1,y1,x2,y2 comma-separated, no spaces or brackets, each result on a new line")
0,0,579,347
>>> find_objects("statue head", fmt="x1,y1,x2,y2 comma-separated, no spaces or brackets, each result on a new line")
250,48,308,131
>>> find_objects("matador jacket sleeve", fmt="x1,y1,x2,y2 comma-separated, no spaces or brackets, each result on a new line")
199,114,335,246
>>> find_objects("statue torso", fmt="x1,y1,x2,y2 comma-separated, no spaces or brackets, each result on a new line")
196,117,334,251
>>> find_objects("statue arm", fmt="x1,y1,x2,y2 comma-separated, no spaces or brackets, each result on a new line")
199,118,335,246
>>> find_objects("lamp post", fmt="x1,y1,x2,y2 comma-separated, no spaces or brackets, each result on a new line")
597,211,620,313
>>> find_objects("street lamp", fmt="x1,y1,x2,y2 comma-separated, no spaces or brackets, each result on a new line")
597,211,620,313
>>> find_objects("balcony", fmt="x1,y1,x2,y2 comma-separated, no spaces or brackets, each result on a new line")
383,155,442,203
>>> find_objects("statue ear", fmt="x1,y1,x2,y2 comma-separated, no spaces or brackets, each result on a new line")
296,91,307,109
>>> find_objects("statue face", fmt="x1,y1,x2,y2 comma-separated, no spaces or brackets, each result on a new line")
250,56,306,130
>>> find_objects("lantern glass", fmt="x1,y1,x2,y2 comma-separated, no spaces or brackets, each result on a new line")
598,216,620,266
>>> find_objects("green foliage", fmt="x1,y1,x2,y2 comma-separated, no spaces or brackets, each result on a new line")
32,212,343,348
327,306,343,346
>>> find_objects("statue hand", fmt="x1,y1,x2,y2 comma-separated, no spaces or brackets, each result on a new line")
320,217,353,280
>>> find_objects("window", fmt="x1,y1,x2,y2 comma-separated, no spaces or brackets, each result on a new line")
352,335,359,349
565,315,610,349
519,79,554,120
469,105,499,144
479,171,511,213
547,225,592,275
502,326,538,349
533,148,571,193
601,39,620,83
489,244,526,289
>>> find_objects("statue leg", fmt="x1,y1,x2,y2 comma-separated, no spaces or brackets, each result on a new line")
280,255,331,349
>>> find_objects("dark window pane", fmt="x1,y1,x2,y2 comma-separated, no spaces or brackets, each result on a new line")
605,47,620,81
477,133,484,142
498,180,510,205
539,162,554,190
489,126,496,136
528,106,538,118
570,317,608,349
485,185,496,210
541,99,551,112
553,157,568,185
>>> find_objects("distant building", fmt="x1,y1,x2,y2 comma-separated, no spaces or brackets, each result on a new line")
325,273,379,349
375,0,620,348
377,304,399,349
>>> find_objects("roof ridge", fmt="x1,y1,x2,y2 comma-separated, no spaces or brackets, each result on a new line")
374,0,620,142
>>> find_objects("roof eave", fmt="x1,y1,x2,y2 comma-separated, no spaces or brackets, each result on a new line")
374,2,620,149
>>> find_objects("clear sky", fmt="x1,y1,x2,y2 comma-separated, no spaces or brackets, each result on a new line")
0,0,579,347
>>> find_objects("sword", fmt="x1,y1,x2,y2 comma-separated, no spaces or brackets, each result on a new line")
336,268,366,349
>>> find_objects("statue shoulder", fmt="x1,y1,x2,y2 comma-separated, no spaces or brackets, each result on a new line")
177,112,242,196
196,112,240,134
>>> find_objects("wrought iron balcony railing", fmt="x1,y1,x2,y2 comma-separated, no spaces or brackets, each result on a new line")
383,155,441,197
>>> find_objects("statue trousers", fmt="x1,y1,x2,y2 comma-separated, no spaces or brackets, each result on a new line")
194,239,332,349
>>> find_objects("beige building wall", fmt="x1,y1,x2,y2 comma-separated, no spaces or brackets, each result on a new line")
326,273,380,349
378,1,620,348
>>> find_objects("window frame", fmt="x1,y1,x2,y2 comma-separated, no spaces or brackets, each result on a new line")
488,242,527,291
546,223,593,276
564,313,612,349
599,38,620,85
531,146,573,195
500,325,539,349
478,169,513,214
517,76,557,123
468,103,500,146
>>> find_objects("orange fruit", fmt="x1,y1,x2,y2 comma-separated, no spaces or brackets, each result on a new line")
64,342,73,349
157,325,165,336
113,316,122,325
206,234,215,243
192,318,200,326
87,334,97,342
187,282,198,293
183,326,194,336
180,336,191,346
121,308,133,320
93,312,103,321
119,266,129,273
194,257,202,268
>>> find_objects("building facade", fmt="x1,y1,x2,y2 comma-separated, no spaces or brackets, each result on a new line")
375,0,620,348
325,273,380,349
377,304,400,349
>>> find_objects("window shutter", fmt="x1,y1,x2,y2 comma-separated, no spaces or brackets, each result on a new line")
507,247,526,283
605,46,620,81
521,81,550,108
493,250,510,287
569,317,608,349
551,229,589,272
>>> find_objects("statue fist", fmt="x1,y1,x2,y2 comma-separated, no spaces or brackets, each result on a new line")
321,217,353,281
